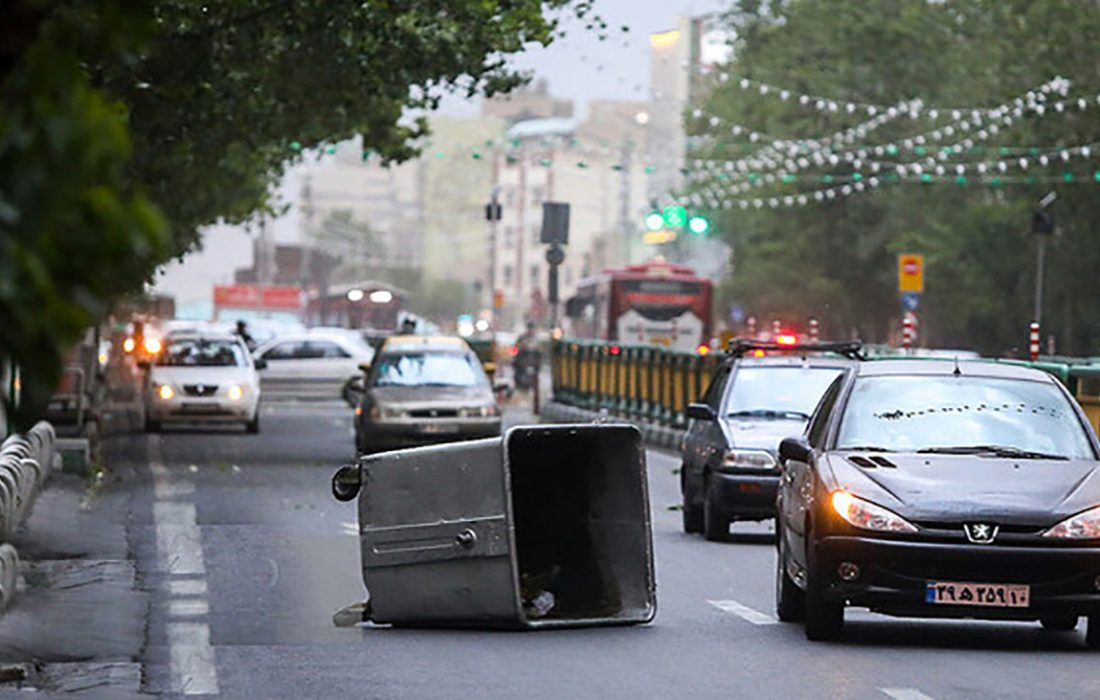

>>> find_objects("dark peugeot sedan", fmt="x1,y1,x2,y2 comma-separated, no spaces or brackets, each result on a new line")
681,341,857,540
776,359,1100,646
354,336,501,455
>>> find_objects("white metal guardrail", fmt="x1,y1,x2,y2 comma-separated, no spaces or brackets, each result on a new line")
0,421,58,611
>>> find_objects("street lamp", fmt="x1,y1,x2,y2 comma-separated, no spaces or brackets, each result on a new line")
346,289,364,302
369,290,393,304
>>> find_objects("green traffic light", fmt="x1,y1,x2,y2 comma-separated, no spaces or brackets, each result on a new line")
644,211,664,231
663,204,687,229
688,216,710,236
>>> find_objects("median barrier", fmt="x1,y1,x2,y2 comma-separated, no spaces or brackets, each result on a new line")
333,424,656,629
0,421,58,612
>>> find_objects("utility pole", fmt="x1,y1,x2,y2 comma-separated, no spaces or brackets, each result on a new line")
485,186,503,333
616,138,634,265
1032,191,1057,325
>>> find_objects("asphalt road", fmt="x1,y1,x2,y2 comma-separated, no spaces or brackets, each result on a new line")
105,400,1100,699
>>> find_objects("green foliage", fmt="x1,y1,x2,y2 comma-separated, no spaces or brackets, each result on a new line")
693,0,1100,355
1,4,167,429
2,0,600,429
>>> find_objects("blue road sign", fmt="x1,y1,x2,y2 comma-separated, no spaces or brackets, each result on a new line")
901,292,921,312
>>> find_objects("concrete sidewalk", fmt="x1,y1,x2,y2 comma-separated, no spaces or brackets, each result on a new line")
0,445,149,696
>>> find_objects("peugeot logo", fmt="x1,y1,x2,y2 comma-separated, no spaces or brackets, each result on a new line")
963,523,998,544
196,384,205,393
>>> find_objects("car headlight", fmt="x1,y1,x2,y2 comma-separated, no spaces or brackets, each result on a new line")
462,405,499,418
718,448,776,472
227,385,244,401
369,405,405,420
156,384,174,400
831,491,918,533
1042,506,1100,540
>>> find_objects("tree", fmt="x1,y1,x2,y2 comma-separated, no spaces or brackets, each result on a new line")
689,0,1100,355
2,0,608,429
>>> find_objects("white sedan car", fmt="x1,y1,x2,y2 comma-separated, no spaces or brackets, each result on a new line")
144,334,262,432
252,330,375,401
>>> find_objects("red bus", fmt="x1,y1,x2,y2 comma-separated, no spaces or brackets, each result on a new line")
564,261,714,352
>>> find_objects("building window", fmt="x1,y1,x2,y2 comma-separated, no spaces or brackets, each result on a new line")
530,265,540,287
503,265,513,287
503,226,515,249
531,226,540,246
532,186,544,205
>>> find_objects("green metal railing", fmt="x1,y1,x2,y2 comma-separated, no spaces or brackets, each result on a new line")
550,339,1100,434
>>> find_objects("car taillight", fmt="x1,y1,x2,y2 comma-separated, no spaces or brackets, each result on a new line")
775,334,798,347
697,345,710,356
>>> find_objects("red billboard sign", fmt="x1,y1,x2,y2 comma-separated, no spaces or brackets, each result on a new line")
214,285,302,311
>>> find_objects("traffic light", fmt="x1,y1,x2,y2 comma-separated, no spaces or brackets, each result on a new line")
687,215,710,236
662,204,687,229
644,211,664,231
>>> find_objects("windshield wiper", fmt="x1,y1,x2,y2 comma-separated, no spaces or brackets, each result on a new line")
727,409,811,420
917,445,1068,460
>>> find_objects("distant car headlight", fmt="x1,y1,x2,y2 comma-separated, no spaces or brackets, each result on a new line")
1043,505,1100,540
143,337,163,355
718,448,776,472
831,491,918,533
227,385,244,401
156,384,174,400
369,405,405,420
461,404,500,418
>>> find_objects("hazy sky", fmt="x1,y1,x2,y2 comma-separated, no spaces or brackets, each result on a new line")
156,0,730,313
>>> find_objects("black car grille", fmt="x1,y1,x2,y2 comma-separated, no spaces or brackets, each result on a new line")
407,408,459,418
183,385,218,397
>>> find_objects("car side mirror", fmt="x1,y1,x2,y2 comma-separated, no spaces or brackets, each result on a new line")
332,464,362,502
685,403,717,421
779,436,812,464
358,362,372,373
253,358,267,370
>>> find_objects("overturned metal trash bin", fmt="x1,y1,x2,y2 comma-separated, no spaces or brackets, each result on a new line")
333,424,655,629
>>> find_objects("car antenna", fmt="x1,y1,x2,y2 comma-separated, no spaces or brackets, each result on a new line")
953,356,962,377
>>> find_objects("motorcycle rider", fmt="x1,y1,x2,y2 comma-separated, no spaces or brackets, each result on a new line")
513,321,541,390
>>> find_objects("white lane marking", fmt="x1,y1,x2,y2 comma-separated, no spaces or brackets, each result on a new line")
881,689,935,700
153,503,206,575
155,481,196,499
169,599,210,617
708,599,778,625
150,437,219,696
168,580,208,596
167,622,219,695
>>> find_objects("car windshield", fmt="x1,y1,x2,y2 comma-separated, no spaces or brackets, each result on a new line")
157,339,246,367
836,375,1095,459
373,352,486,388
724,366,845,419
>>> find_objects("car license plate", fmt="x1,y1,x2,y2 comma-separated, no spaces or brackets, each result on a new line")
181,403,220,414
421,423,457,434
925,581,1030,608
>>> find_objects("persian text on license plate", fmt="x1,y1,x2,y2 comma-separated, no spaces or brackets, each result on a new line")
925,581,1030,608
421,424,458,434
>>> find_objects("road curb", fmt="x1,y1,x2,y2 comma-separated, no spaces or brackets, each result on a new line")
539,401,685,453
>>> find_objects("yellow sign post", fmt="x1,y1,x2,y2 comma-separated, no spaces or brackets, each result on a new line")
898,254,925,293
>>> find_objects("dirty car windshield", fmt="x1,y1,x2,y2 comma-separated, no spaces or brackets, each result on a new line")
157,339,246,367
724,367,844,418
836,375,1095,458
373,352,485,388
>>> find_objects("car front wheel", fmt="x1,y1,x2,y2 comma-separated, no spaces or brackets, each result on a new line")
775,528,804,622
803,537,844,641
1087,614,1100,649
702,476,729,542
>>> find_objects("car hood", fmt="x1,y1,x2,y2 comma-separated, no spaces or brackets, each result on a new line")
826,452,1100,525
150,366,256,386
722,417,807,454
369,385,493,409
